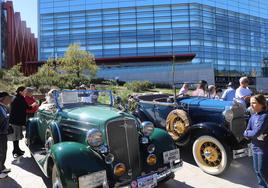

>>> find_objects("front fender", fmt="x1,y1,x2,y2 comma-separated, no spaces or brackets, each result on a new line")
50,142,106,188
47,121,62,143
27,117,39,141
189,122,239,149
148,128,177,168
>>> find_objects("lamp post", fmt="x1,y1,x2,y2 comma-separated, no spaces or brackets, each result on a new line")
172,55,176,97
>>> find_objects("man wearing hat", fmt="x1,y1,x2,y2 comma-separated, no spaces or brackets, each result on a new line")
0,92,13,178
221,82,236,101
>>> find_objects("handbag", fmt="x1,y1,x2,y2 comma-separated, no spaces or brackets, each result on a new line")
7,126,14,135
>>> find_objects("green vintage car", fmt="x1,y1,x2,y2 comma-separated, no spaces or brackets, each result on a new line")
27,90,182,188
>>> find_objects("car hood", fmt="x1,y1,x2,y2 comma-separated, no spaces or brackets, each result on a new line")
178,97,234,111
62,105,131,125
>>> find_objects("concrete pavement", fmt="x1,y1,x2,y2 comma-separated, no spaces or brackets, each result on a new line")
0,138,257,188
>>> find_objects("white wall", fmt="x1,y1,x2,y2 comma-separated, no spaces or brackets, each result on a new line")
97,63,215,84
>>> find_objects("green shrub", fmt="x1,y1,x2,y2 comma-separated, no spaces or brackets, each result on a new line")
124,81,155,92
0,69,5,79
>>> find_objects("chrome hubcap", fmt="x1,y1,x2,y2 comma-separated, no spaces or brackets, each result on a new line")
200,142,222,167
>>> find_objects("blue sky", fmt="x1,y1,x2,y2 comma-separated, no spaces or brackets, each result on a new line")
11,0,38,37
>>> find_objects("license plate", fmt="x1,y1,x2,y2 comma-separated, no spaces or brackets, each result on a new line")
137,173,157,188
163,149,180,164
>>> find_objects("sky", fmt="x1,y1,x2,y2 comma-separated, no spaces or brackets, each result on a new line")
10,0,38,37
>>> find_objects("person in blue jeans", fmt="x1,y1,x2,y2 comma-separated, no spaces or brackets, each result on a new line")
244,94,268,188
0,92,13,179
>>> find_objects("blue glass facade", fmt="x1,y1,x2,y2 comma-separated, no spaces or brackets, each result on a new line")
38,0,268,77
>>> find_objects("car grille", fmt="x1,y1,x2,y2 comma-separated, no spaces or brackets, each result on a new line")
230,105,247,142
106,118,141,181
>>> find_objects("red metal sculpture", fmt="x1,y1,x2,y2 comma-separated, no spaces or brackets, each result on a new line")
3,1,37,75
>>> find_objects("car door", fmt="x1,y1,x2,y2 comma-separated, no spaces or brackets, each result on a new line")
138,100,157,123
153,101,175,128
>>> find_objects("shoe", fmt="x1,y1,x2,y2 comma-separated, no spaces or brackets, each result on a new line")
0,173,8,179
1,168,11,173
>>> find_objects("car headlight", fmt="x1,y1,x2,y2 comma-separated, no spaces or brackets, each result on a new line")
223,108,233,122
86,128,103,147
141,121,155,137
114,163,126,176
147,154,157,166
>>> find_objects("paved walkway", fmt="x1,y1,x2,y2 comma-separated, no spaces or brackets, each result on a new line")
0,138,257,188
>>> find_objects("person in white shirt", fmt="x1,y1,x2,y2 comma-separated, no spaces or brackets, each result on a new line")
39,89,57,110
179,83,189,95
235,77,253,107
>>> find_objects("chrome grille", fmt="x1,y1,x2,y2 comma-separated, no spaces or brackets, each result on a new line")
230,105,247,141
106,119,141,179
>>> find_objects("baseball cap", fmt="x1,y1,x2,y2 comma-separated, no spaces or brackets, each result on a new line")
25,87,35,92
0,91,12,98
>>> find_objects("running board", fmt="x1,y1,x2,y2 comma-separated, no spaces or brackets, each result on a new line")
29,144,49,177
233,144,252,159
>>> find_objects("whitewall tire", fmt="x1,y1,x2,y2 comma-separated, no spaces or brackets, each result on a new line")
192,135,231,175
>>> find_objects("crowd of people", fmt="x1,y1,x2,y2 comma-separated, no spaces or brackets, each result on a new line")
0,79,267,187
0,86,39,179
179,76,253,109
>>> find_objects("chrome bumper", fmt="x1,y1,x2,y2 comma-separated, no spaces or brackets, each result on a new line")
121,160,183,188
233,144,252,159
157,159,183,181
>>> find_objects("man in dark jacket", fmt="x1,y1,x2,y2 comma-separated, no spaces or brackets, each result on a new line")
9,86,37,158
0,92,13,178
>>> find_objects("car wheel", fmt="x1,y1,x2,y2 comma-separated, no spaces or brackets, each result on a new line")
192,135,231,175
166,109,190,141
52,164,63,188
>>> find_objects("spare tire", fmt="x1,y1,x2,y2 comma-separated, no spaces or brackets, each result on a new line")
166,109,190,141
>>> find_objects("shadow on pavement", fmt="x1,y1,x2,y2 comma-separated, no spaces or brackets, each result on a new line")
0,176,22,188
11,156,51,187
179,145,257,188
159,179,195,188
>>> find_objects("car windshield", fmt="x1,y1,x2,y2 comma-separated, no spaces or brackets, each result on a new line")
53,90,113,110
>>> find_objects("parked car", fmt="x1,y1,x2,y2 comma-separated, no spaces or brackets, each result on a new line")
131,92,251,175
27,90,182,188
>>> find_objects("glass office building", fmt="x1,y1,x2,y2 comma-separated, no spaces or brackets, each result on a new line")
39,0,268,78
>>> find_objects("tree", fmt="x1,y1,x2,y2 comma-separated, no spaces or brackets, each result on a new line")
59,44,98,78
25,59,60,89
4,63,26,85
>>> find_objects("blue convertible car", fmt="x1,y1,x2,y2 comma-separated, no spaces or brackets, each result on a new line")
132,93,251,175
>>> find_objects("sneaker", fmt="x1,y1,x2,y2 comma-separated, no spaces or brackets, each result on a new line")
0,173,8,179
1,168,11,173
